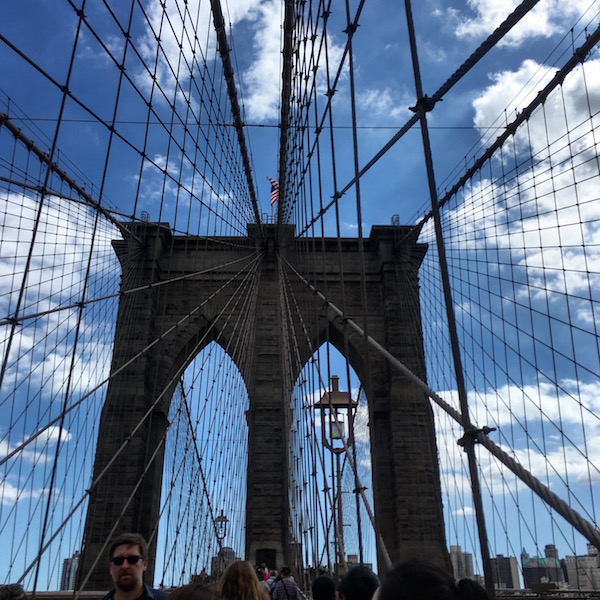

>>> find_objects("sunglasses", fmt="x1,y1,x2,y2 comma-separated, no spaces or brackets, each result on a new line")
111,555,143,566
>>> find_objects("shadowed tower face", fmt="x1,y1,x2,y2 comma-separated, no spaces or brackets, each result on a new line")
77,222,449,589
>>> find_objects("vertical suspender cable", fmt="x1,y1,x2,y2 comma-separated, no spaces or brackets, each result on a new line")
402,0,497,594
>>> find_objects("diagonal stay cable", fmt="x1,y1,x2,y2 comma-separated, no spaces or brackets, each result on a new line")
210,0,262,231
277,255,342,567
299,0,544,236
0,112,140,242
18,254,261,589
158,262,259,560
278,254,393,570
427,22,600,217
0,252,262,470
280,254,600,551
0,250,259,327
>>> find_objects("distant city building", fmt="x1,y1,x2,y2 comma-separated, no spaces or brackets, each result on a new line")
565,545,600,590
490,554,521,589
211,546,237,577
521,546,566,589
60,551,80,591
450,545,474,580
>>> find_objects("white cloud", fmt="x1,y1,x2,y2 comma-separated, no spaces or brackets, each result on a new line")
432,377,600,508
242,5,348,122
425,57,600,528
133,0,348,129
454,505,475,517
0,426,72,465
358,88,411,123
429,59,600,334
0,478,47,506
472,59,557,144
0,191,118,400
241,0,284,121
452,0,593,47
353,402,371,446
135,0,263,111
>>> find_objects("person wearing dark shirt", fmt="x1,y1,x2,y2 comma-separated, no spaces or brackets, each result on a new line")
101,533,169,600
377,561,489,600
271,567,300,600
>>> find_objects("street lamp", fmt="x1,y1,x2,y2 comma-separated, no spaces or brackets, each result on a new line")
215,510,228,542
314,375,357,452
314,375,357,577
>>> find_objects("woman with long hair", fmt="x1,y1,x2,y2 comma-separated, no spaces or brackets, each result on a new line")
218,561,269,600
168,583,218,600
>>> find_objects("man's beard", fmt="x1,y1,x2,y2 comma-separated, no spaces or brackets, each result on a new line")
115,575,140,593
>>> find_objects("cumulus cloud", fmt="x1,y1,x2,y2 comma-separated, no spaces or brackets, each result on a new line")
432,377,600,505
453,505,475,517
132,0,349,132
0,478,47,506
242,7,348,122
357,88,411,123
0,426,73,465
135,0,262,106
430,58,600,336
241,0,284,121
0,191,118,400
450,0,594,47
424,54,600,537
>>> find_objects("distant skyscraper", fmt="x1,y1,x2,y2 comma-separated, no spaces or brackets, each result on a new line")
521,547,566,588
60,551,80,591
490,554,521,589
565,546,600,590
450,545,474,580
211,546,237,577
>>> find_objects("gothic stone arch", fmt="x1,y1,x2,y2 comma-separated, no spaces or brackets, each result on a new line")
78,221,449,589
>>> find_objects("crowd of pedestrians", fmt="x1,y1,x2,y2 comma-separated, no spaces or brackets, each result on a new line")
0,532,491,600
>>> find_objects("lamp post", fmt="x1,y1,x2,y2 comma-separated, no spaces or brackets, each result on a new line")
215,510,229,575
314,375,357,578
215,510,228,542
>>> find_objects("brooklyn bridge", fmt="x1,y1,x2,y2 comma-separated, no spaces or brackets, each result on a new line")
1,0,600,597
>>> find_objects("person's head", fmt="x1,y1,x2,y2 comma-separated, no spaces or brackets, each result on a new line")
338,566,379,600
0,584,26,600
378,561,489,600
280,566,291,578
108,533,149,593
219,561,268,600
312,574,336,600
168,583,219,600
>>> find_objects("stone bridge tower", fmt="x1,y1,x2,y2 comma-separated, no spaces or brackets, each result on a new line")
78,222,449,589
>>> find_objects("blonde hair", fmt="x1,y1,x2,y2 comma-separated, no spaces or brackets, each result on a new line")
218,561,268,600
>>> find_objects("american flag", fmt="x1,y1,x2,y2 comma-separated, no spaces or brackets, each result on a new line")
267,176,279,205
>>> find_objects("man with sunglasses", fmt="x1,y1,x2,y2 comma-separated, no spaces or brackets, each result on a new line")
103,533,169,600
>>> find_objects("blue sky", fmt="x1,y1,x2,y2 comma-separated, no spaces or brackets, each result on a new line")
3,0,596,227
1,0,600,589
